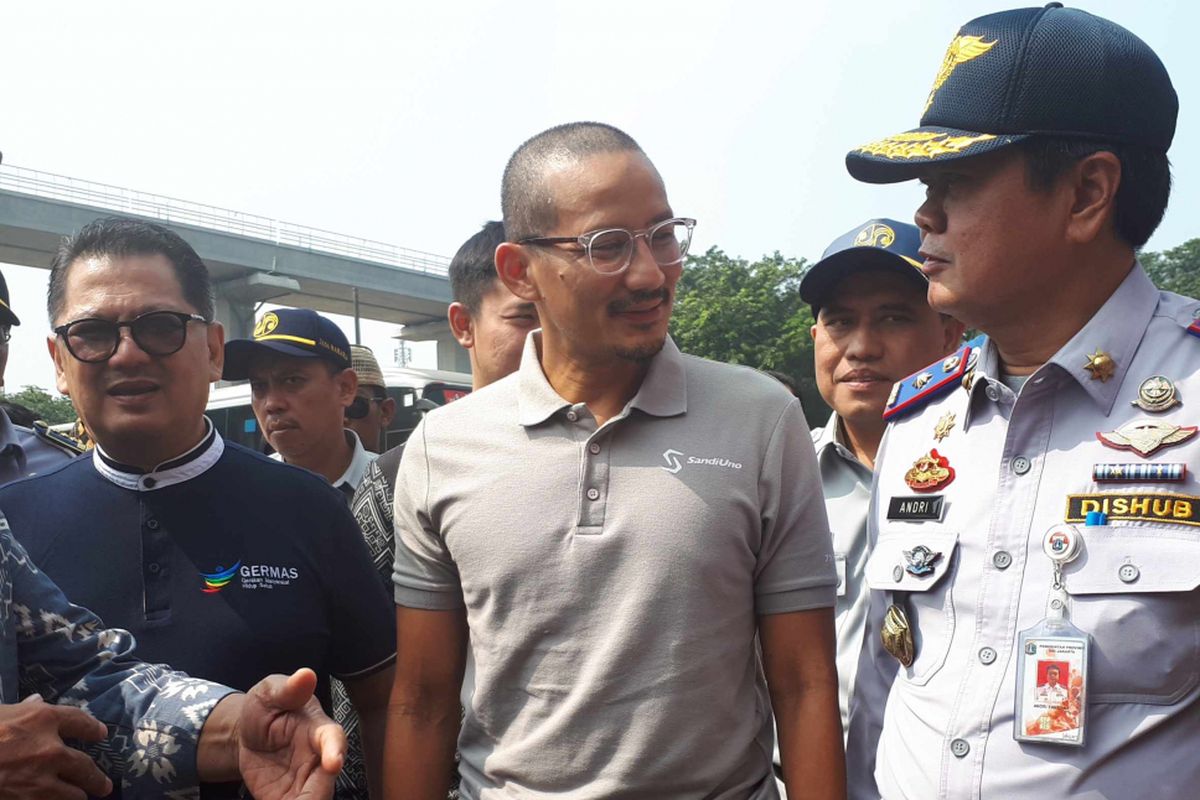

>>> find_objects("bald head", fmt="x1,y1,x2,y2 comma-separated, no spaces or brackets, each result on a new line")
501,122,646,241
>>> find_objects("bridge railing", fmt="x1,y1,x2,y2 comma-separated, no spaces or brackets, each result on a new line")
0,164,450,275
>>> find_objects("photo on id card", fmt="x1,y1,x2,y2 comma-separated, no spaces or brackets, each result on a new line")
1015,634,1088,746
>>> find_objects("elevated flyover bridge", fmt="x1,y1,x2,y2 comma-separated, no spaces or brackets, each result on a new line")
0,164,468,372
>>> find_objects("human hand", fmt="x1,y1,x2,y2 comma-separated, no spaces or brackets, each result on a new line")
0,694,112,799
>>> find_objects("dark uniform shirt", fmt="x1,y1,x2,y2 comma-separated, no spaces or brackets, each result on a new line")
0,423,396,798
0,410,80,486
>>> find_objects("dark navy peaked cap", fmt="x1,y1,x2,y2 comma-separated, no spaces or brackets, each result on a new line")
800,219,926,314
847,3,1178,183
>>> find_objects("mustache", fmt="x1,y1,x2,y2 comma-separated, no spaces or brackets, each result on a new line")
608,288,671,315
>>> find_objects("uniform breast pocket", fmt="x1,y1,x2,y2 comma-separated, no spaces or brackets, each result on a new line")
865,530,959,686
1063,525,1200,704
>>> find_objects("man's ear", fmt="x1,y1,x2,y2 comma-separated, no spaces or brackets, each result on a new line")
379,396,396,427
494,242,542,303
1066,151,1122,246
335,366,359,408
48,335,71,396
941,316,967,355
448,302,475,349
207,321,226,383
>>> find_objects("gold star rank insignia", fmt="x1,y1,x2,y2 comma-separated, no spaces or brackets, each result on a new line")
933,412,956,442
1084,350,1116,382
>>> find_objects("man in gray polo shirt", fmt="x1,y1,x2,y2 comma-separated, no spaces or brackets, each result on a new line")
385,122,843,799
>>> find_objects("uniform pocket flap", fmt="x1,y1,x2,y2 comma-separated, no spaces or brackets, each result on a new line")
865,530,959,592
1064,526,1200,595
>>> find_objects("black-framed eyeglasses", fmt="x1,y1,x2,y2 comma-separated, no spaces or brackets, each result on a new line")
518,216,696,275
345,390,387,420
54,310,209,363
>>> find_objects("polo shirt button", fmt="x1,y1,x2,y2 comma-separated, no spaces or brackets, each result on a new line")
148,563,161,574
993,550,1013,570
1012,456,1031,475
950,738,970,758
146,518,159,530
978,646,997,665
985,385,1001,402
588,443,601,455
566,411,579,422
1118,563,1140,583
143,477,157,489
586,488,600,501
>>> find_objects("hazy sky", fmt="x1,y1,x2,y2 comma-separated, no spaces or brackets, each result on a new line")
2,0,1196,394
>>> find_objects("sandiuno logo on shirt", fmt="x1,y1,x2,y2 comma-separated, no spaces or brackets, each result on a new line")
199,561,301,593
660,448,743,475
1065,493,1200,527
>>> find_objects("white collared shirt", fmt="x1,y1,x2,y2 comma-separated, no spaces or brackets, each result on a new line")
271,429,374,496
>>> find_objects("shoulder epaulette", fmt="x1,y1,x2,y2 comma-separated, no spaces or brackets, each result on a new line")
883,334,987,421
1185,311,1200,340
32,420,87,456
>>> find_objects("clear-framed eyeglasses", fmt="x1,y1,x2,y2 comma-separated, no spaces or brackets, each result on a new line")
518,216,696,275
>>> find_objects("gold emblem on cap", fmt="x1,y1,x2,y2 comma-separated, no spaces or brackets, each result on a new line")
933,411,956,442
925,34,998,113
856,131,998,161
853,223,896,249
1083,350,1116,382
882,604,915,667
1131,375,1180,413
254,311,280,339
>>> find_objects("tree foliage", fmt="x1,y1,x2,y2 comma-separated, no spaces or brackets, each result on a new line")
1142,238,1200,299
671,247,829,425
1,385,78,426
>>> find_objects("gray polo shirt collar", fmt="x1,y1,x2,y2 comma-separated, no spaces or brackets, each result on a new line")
964,262,1155,430
516,331,688,427
814,412,869,472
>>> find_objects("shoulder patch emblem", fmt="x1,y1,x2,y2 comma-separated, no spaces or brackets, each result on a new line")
884,335,986,421
32,420,86,456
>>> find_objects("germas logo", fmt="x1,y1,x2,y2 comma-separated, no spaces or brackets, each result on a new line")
660,448,743,474
200,561,300,593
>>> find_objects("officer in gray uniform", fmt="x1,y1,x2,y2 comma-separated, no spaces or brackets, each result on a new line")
0,268,82,485
843,6,1192,799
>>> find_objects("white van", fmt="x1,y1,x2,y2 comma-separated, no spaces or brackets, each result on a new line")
205,365,472,454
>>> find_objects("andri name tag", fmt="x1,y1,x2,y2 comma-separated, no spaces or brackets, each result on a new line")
887,495,945,522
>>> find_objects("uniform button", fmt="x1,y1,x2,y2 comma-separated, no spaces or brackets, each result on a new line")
148,563,161,574
892,565,904,583
146,518,159,530
993,550,1013,570
950,738,970,758
978,646,997,665
566,411,578,422
1012,456,1031,475
586,488,600,501
588,443,601,455
1118,563,1140,583
985,385,1001,402
142,477,157,489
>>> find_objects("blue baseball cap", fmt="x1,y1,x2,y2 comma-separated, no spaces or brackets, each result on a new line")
223,308,352,380
847,4,1177,184
800,219,926,313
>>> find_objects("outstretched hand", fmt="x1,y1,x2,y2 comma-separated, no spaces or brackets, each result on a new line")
238,669,346,800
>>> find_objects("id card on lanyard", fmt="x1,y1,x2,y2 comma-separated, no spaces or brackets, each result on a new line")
1014,523,1091,747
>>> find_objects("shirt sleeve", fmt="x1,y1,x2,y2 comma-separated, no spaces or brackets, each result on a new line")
754,399,838,614
6,520,235,795
391,419,464,610
351,457,398,586
318,495,397,681
846,430,898,800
